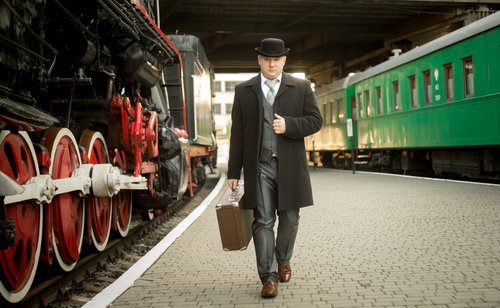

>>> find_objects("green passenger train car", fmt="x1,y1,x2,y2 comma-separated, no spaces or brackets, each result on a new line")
306,11,500,178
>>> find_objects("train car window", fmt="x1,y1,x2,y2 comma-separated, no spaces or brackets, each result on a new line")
337,99,345,121
409,75,417,108
350,96,357,121
357,92,363,118
214,81,222,92
392,81,400,111
365,90,371,117
213,103,221,114
319,101,325,122
463,57,474,97
444,63,454,101
331,101,337,124
323,102,332,126
423,70,432,105
376,87,382,115
225,81,239,92
225,103,233,114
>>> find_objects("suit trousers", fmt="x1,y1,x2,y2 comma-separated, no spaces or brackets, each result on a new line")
253,157,300,284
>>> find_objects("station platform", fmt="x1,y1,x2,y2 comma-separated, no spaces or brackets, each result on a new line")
89,168,500,307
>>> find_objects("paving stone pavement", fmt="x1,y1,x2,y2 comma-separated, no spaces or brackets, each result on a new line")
110,169,500,307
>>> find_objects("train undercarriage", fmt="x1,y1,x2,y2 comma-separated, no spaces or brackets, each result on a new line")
315,147,500,180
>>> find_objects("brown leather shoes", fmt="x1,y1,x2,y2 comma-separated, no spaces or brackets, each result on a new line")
278,264,292,282
261,281,278,298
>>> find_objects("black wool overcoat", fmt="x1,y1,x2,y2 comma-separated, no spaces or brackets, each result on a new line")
227,72,323,211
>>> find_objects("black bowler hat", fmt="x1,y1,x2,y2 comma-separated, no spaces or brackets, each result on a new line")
255,38,290,57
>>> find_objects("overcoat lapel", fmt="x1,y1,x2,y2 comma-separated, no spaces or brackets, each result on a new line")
275,73,297,100
248,75,264,158
275,78,288,100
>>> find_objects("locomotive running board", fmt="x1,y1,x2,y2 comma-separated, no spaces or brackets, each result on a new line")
3,164,148,205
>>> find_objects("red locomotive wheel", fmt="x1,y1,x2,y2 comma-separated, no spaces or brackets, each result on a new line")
80,130,112,251
112,190,132,237
0,131,42,303
42,128,85,272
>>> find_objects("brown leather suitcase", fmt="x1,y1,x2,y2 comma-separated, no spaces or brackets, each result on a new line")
215,182,253,251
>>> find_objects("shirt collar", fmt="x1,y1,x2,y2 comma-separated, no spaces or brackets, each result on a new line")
261,73,282,87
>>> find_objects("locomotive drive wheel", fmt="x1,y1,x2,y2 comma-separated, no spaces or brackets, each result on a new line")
41,128,85,272
112,190,132,237
79,130,112,252
0,131,43,303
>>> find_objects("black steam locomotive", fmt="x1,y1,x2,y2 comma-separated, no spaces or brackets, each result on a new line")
0,0,216,303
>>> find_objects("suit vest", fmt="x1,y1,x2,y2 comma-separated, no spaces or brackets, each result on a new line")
261,92,278,159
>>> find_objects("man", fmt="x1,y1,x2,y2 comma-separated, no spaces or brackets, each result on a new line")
227,38,323,298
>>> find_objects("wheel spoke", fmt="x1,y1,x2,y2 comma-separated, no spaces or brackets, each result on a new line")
93,141,105,163
1,244,16,281
16,239,29,282
12,143,29,184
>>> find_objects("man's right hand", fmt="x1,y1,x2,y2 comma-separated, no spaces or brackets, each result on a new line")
227,179,239,191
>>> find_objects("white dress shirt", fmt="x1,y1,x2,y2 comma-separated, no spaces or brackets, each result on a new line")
260,73,282,98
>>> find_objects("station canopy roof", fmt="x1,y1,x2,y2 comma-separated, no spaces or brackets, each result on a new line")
159,0,500,78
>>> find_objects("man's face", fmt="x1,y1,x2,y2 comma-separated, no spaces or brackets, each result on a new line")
258,55,287,80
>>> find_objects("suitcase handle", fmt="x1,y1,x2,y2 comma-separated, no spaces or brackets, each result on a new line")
228,190,238,201
228,191,236,201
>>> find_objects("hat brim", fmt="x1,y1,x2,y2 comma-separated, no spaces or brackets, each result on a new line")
255,47,290,57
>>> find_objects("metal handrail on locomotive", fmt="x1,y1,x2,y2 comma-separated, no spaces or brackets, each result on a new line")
0,0,217,304
306,12,500,179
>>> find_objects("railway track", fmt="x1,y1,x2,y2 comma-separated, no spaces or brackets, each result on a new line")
4,174,219,308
